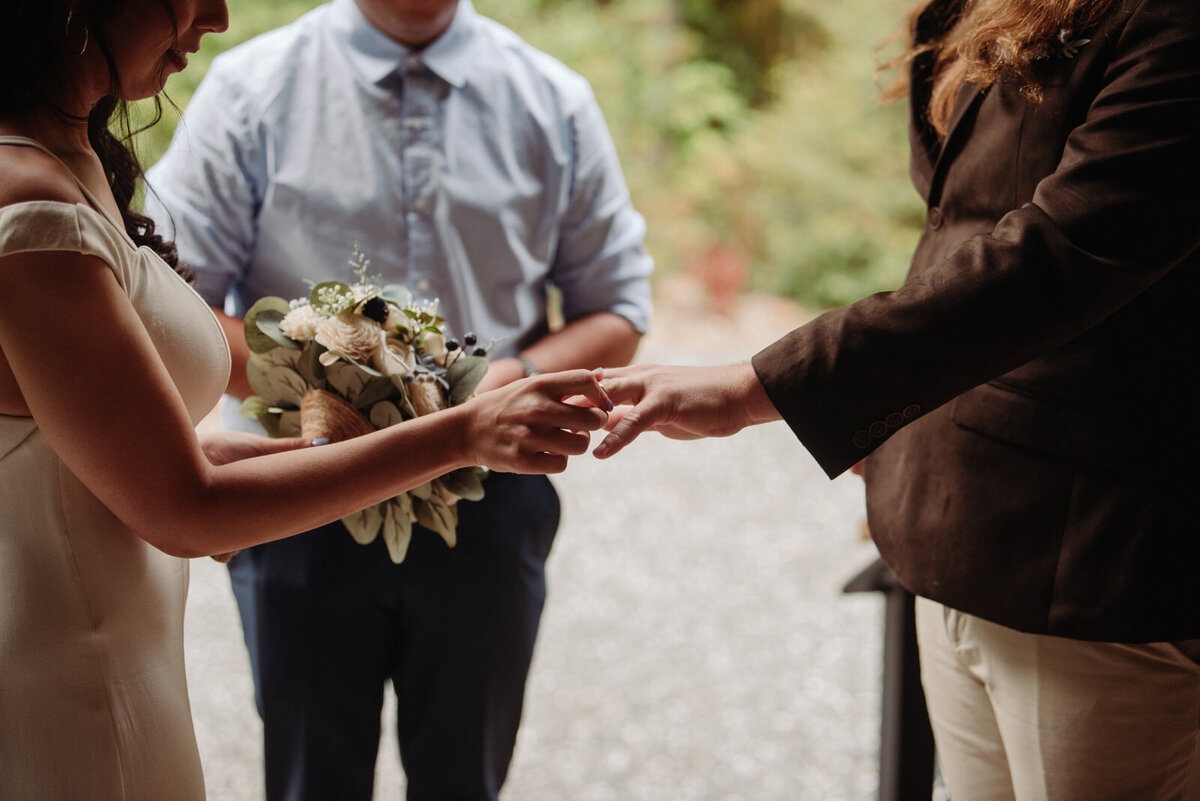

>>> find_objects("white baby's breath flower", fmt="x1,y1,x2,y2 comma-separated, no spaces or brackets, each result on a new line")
409,375,447,417
372,335,417,378
279,305,324,342
315,312,382,363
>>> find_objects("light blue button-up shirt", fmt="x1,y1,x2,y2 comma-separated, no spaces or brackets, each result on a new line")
146,0,652,359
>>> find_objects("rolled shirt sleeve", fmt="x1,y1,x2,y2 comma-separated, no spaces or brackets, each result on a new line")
550,88,654,333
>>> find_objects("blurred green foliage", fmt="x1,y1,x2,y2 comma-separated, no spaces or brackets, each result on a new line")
134,0,923,309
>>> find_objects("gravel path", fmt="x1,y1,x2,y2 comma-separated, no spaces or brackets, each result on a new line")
186,282,887,800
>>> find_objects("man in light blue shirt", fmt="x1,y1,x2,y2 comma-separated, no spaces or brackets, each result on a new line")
146,1,652,799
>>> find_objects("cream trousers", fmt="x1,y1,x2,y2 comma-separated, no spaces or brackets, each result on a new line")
916,597,1200,801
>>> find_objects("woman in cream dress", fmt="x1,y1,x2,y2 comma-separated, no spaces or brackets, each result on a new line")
0,2,612,798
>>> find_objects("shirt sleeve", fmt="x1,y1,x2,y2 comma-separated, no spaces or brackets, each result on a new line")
144,62,265,309
549,86,654,332
752,0,1200,477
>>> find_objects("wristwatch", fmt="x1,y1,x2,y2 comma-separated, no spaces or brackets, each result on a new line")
517,355,542,377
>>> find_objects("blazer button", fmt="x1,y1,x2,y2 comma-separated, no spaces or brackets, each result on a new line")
927,206,943,229
853,430,871,449
902,404,922,420
869,420,887,438
886,412,903,429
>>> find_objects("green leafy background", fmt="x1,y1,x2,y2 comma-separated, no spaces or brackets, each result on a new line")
133,0,922,311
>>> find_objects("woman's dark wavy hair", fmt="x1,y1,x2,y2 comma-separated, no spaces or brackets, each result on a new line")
0,0,191,280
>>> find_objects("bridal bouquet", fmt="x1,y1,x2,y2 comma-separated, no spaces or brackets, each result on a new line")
239,246,491,563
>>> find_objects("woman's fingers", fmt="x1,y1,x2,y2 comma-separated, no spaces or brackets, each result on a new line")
522,369,610,406
521,427,593,458
533,400,609,432
511,451,570,475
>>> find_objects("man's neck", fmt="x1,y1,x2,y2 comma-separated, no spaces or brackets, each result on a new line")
352,0,460,48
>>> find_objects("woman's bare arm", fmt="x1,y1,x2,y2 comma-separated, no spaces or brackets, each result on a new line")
0,247,609,558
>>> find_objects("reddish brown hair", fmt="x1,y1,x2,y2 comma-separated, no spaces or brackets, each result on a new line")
882,0,1120,134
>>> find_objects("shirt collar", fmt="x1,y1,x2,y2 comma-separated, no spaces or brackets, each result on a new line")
329,0,477,88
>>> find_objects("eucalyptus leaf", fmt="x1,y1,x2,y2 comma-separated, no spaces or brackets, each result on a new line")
299,342,326,387
380,284,412,307
258,411,283,437
414,495,458,548
447,356,488,405
439,467,486,502
324,360,372,401
382,498,414,563
354,377,399,411
250,365,308,407
256,347,304,371
369,401,404,430
243,297,293,354
342,503,383,545
246,357,272,399
255,310,302,351
276,410,302,437
308,280,355,315
238,395,271,419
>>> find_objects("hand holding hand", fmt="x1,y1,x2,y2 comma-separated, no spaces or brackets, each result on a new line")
592,363,779,459
460,369,612,474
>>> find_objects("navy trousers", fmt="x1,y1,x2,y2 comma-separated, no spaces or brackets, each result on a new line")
228,473,560,801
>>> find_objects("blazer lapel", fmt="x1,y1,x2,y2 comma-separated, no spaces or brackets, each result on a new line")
927,82,989,205
908,53,939,201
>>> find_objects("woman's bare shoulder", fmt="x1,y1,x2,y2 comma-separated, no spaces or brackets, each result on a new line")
0,145,87,210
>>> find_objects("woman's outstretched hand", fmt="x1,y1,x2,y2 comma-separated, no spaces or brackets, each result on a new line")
460,368,613,474
592,363,780,459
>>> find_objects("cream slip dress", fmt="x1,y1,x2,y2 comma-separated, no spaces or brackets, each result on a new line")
0,136,230,800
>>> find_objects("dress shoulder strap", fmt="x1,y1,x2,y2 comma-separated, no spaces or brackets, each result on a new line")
0,135,131,240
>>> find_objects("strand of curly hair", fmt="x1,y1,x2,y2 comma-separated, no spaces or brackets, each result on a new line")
879,0,1121,135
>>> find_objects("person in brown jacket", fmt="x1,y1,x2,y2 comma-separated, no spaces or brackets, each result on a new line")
593,0,1200,797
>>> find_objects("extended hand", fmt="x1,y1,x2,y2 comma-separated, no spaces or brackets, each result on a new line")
592,363,779,459
462,369,612,474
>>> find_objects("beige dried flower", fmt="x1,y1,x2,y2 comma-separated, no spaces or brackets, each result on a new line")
372,335,417,378
315,311,381,363
279,305,324,342
421,332,450,366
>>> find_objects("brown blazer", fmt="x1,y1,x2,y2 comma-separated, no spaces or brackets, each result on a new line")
752,0,1200,642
